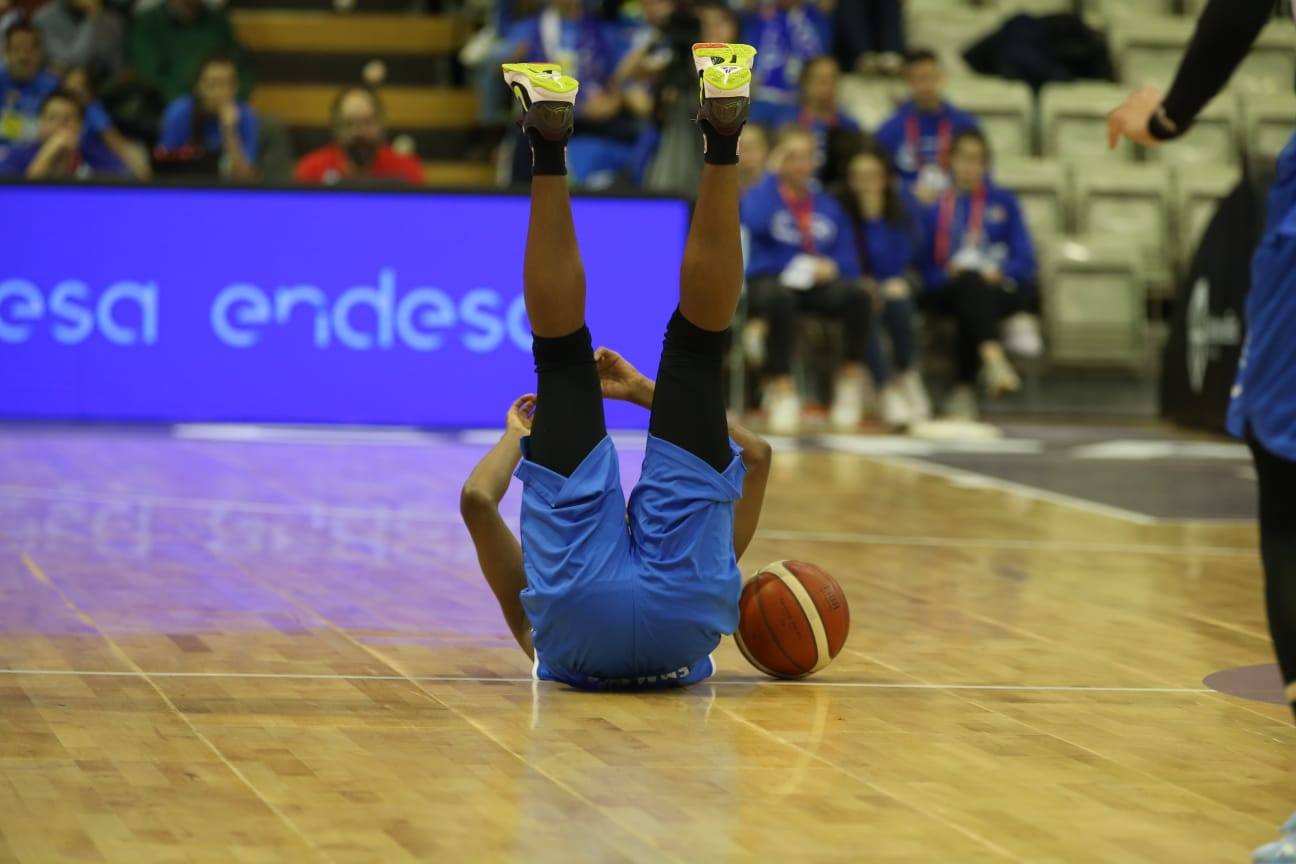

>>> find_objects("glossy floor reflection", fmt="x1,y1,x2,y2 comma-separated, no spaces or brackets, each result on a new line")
0,425,1290,863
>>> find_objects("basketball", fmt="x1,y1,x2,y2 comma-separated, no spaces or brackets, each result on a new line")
735,560,850,679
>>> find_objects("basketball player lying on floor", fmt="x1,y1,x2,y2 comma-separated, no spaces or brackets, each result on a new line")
459,44,771,690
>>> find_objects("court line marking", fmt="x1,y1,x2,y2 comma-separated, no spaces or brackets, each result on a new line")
758,529,1255,558
0,484,1256,557
0,668,1217,694
198,552,686,863
16,553,333,864
874,454,1161,525
0,485,464,524
711,701,1026,863
842,645,1284,832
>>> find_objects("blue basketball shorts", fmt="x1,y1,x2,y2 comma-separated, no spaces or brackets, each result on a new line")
515,433,747,690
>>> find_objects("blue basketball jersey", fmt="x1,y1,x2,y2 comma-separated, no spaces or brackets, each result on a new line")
1228,130,1296,460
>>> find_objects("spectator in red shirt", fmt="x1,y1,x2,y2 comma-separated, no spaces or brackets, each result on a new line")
294,85,424,186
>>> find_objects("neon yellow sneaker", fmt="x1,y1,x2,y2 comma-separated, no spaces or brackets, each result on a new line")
692,42,757,75
501,63,580,141
698,64,751,134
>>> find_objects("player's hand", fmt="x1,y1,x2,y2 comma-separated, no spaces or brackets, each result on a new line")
1107,85,1163,149
506,394,535,435
981,265,1002,285
595,346,652,407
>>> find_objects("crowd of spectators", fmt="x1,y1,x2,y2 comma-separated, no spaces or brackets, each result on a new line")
0,0,1042,430
0,0,421,184
466,1,1041,429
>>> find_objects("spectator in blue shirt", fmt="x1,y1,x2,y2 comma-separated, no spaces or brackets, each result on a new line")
876,49,980,206
0,87,127,178
0,22,59,152
917,129,1037,418
497,0,634,186
837,145,931,429
741,125,873,434
743,0,832,126
793,55,866,186
158,52,257,181
61,65,147,178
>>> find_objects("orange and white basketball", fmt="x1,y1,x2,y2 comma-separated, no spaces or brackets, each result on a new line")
734,560,850,679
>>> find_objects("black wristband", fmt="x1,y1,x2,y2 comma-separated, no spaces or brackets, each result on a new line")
1147,105,1184,141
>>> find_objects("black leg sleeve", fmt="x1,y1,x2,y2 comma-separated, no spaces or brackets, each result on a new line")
648,308,732,473
527,325,608,477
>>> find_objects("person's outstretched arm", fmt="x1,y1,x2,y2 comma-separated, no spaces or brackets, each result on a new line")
1108,0,1276,147
460,395,535,659
594,347,772,560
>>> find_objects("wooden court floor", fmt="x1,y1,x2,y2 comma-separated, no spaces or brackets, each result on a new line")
0,425,1292,863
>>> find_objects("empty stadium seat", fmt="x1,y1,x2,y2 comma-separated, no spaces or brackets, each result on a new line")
231,8,492,186
1043,237,1148,368
904,0,998,74
1170,163,1240,277
1073,161,1172,295
1087,0,1172,18
1235,23,1296,96
1107,15,1194,87
1241,93,1296,161
994,157,1072,241
1041,82,1136,162
838,75,903,131
946,76,1035,158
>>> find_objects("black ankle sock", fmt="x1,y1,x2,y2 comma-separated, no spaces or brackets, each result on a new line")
526,128,568,176
700,118,742,166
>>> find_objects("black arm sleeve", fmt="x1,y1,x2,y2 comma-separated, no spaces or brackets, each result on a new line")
1155,0,1277,137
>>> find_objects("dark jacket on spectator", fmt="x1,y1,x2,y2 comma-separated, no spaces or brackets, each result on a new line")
962,13,1115,93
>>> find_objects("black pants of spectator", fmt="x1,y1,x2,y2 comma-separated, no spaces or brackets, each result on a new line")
745,275,873,377
528,310,731,478
836,0,905,66
1247,429,1296,722
925,271,1038,385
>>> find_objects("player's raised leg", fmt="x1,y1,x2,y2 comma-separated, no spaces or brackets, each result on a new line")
642,46,755,474
503,63,583,337
503,63,605,476
679,48,752,331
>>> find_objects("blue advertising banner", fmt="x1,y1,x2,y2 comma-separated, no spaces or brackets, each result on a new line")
0,184,690,427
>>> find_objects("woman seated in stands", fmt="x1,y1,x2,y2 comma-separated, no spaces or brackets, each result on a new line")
917,128,1038,420
836,144,930,429
157,52,257,181
741,124,871,435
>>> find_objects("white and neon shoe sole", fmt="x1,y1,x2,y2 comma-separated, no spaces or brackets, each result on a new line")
501,63,579,108
692,42,757,76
